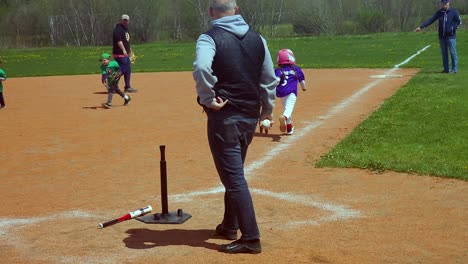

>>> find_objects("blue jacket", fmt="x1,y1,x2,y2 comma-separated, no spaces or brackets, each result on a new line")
420,8,462,38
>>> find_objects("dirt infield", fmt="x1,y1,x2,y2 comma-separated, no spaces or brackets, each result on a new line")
0,69,466,264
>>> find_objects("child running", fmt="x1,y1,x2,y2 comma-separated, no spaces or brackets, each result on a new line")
275,49,307,135
100,53,131,109
0,58,7,109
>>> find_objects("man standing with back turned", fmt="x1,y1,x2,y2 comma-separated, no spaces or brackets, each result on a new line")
113,14,138,92
415,0,462,74
193,0,277,254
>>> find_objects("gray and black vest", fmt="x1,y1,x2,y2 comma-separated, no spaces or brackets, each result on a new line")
205,26,265,118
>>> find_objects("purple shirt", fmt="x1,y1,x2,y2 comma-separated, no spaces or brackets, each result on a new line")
275,65,305,97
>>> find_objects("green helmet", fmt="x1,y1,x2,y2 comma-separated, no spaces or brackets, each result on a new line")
99,53,111,61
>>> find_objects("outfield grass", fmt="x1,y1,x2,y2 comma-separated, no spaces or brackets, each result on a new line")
0,31,442,76
1,32,466,180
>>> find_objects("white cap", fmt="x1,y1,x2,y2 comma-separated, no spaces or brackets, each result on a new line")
122,14,130,21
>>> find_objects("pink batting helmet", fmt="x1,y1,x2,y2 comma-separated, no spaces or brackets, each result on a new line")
277,49,296,65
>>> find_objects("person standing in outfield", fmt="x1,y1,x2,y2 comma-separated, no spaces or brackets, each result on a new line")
415,0,462,74
0,58,7,109
113,14,138,92
193,0,277,254
275,49,307,135
100,53,131,109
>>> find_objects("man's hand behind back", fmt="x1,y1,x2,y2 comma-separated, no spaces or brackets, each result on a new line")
208,97,228,111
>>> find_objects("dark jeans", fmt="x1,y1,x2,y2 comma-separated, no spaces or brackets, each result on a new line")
439,37,458,73
0,92,4,106
108,84,125,96
207,111,260,241
107,84,125,103
115,57,131,88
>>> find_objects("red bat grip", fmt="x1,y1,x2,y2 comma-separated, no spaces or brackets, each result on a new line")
98,214,131,228
97,205,152,229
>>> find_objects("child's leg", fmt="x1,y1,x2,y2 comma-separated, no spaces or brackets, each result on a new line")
114,86,131,105
107,93,114,103
280,94,297,134
115,87,126,98
107,84,117,103
278,96,287,132
0,92,5,107
280,93,297,123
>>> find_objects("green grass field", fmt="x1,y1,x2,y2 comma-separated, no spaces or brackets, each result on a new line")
1,31,466,180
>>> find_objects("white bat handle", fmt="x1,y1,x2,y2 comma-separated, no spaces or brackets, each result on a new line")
129,205,152,218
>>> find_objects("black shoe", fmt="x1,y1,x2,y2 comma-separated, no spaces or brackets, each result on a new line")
219,239,261,254
441,70,449,74
214,224,237,240
124,95,132,106
0,105,5,109
125,87,138,93
102,102,112,109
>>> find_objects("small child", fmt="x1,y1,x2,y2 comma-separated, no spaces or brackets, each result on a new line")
275,49,306,135
0,58,7,109
100,53,131,109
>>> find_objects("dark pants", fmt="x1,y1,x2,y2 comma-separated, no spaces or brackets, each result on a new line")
107,84,125,103
207,110,260,241
0,92,4,106
439,37,458,73
115,57,131,88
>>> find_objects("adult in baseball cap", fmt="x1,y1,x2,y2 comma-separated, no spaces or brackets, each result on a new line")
415,0,461,74
112,14,137,93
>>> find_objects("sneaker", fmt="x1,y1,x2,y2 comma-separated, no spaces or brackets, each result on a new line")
449,71,457,74
214,224,238,240
279,115,287,132
124,95,132,106
124,87,138,93
441,70,449,74
287,126,295,135
102,102,112,109
0,105,5,109
219,239,261,254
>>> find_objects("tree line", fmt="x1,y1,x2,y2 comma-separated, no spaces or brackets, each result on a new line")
0,0,466,48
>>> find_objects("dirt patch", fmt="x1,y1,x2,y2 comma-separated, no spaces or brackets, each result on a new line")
0,68,466,264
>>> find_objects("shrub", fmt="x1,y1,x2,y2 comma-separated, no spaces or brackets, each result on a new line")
356,10,387,33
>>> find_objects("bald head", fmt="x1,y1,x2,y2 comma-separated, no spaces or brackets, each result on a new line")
210,0,238,19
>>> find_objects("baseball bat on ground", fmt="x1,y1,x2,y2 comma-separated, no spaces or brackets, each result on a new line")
98,205,152,229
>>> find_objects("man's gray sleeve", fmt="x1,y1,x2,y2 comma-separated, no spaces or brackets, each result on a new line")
193,34,218,106
259,36,278,116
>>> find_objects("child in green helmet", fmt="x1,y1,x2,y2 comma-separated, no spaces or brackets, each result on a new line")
100,53,131,109
0,58,7,109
